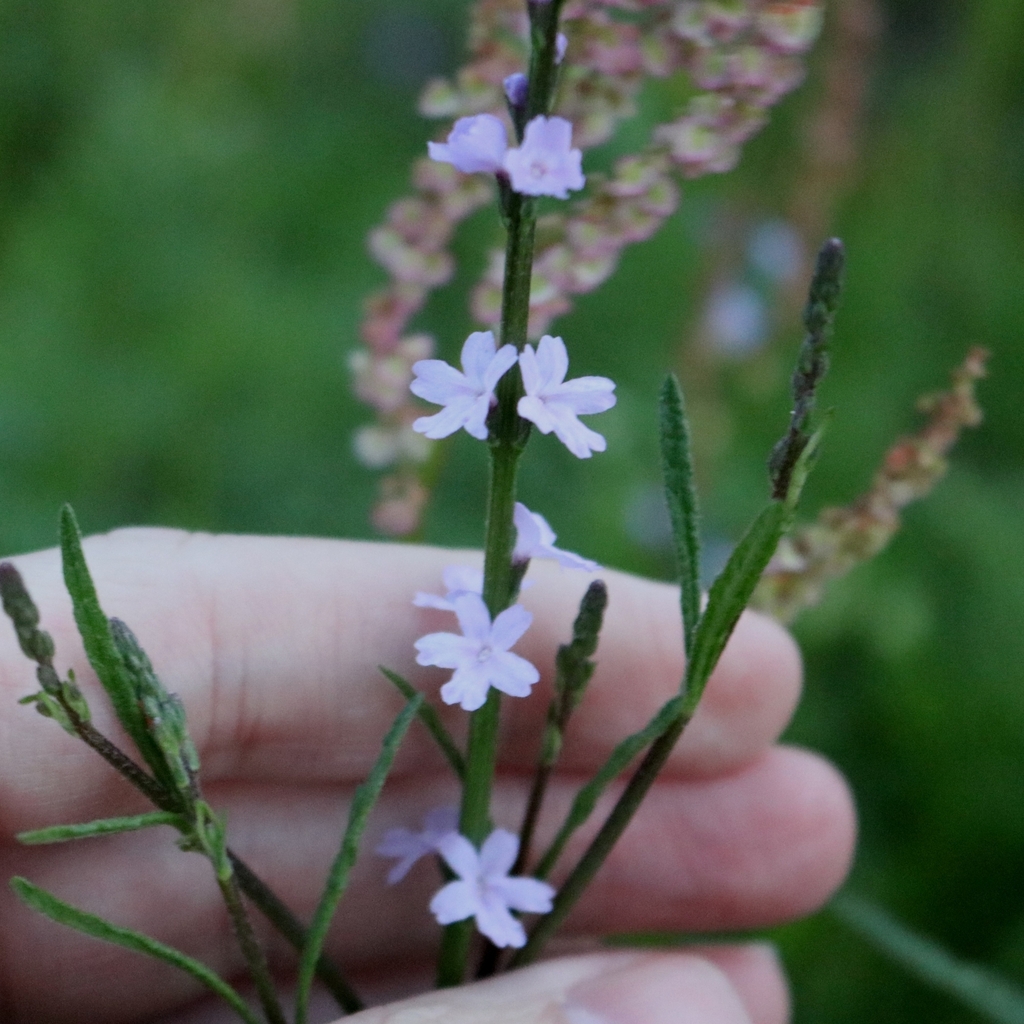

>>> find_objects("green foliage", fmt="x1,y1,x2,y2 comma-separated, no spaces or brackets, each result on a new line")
380,665,465,778
10,877,260,1024
17,811,184,845
658,374,702,651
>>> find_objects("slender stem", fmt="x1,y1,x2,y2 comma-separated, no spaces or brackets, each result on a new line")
228,852,363,1015
217,871,288,1024
514,760,553,876
510,714,690,968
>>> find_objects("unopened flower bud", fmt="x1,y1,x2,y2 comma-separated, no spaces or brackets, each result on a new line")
503,72,528,111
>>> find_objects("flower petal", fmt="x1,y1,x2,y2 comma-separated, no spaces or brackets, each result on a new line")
518,344,542,395
412,397,478,439
534,335,569,392
452,592,492,641
441,664,491,710
460,331,498,387
548,376,617,415
475,890,527,948
490,875,556,914
436,832,480,880
517,394,557,434
548,404,607,458
479,828,520,877
488,651,539,697
482,343,519,392
441,565,484,595
489,603,533,651
414,631,478,668
412,592,456,611
410,359,474,405
430,880,478,925
423,805,460,837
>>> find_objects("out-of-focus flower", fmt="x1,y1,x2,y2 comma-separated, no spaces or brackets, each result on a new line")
428,113,509,174
413,565,485,611
517,335,616,458
503,116,585,198
503,71,529,109
414,592,539,711
512,502,598,571
411,330,517,440
430,828,555,947
376,806,460,884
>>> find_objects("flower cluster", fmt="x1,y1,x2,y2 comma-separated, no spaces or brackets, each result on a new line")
352,0,823,535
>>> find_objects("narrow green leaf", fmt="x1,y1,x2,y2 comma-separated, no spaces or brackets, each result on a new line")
11,877,261,1024
18,812,184,845
683,502,787,711
658,374,702,652
834,893,1024,1024
295,695,422,1024
379,667,464,779
533,694,685,880
59,506,166,778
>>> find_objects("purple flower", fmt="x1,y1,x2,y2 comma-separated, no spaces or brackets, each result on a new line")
414,593,539,711
555,32,568,65
376,806,459,884
517,335,616,458
513,502,598,571
503,116,585,199
430,829,555,948
410,331,517,440
413,564,484,612
428,114,509,175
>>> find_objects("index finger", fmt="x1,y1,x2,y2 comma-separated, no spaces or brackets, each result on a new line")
0,528,801,832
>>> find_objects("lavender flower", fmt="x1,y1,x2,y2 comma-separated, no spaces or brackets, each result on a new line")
503,72,528,110
410,330,517,440
513,502,598,571
428,114,509,175
413,565,484,612
503,116,585,199
429,828,555,948
517,335,617,458
376,806,460,884
414,592,539,711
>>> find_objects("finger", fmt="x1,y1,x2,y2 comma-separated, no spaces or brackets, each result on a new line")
1,747,852,1020
344,952,755,1024
691,944,790,1024
0,530,800,829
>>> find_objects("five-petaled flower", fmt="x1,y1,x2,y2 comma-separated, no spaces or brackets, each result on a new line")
503,116,585,199
513,502,597,571
430,828,555,948
410,330,517,440
517,335,617,458
427,114,508,175
376,806,459,884
414,592,539,711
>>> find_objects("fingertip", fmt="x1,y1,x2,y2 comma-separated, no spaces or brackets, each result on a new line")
692,943,790,1024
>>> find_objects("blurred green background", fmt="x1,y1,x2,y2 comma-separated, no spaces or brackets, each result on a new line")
0,0,1021,1020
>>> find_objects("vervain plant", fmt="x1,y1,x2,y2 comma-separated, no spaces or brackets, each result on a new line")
0,2,985,1022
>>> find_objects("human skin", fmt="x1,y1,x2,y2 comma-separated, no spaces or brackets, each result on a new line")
0,529,856,1024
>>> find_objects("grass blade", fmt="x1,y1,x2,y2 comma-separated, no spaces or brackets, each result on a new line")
11,877,260,1024
659,374,702,652
18,812,184,845
834,892,1024,1024
295,694,422,1024
379,667,464,778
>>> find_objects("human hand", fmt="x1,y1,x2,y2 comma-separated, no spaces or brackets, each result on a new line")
0,528,855,1023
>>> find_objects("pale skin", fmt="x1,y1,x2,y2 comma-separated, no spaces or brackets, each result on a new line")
0,529,857,1024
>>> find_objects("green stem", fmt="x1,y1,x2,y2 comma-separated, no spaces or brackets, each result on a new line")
228,852,363,1015
510,715,690,968
217,870,287,1024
